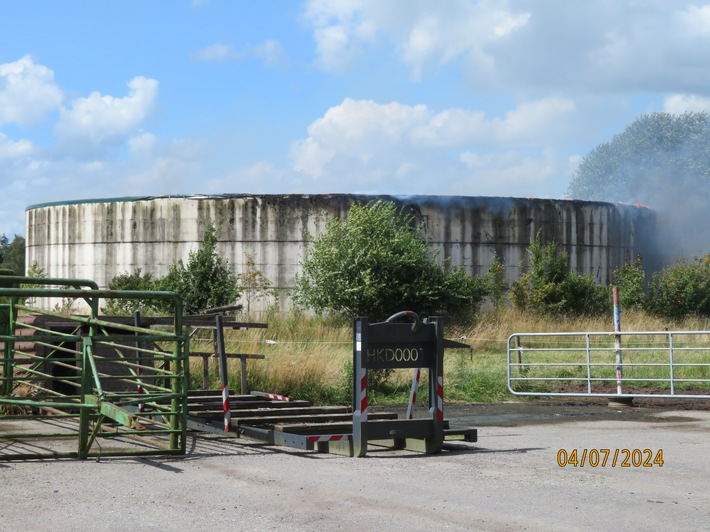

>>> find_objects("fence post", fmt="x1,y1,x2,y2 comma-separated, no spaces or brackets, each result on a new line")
215,315,231,432
352,318,368,457
613,286,623,395
133,311,145,413
426,316,445,454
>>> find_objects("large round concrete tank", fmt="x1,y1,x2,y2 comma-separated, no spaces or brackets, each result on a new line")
25,194,657,313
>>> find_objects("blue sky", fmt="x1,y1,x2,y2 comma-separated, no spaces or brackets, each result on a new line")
2,0,710,237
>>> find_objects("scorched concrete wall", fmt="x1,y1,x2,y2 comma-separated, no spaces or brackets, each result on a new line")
25,194,658,314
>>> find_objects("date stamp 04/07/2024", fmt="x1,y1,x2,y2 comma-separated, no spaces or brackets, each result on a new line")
557,449,664,468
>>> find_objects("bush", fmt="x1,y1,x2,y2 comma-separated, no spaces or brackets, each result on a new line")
155,224,239,315
510,234,609,316
106,224,240,316
484,252,508,309
292,200,488,321
645,255,710,319
612,255,646,310
104,269,159,315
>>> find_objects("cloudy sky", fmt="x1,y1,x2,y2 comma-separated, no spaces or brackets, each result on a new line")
2,0,710,237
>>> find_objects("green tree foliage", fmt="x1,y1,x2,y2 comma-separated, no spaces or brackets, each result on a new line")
645,255,710,320
156,224,239,315
611,256,646,310
104,269,160,315
292,200,487,321
0,234,26,275
567,112,710,202
510,235,609,316
483,252,508,309
18,261,47,307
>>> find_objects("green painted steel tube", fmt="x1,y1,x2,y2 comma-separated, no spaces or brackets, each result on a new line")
0,305,11,395
0,284,188,460
0,276,99,290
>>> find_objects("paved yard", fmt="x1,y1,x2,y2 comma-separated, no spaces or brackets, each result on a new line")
1,401,708,531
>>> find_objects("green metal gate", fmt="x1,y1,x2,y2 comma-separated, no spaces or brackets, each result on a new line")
0,276,189,460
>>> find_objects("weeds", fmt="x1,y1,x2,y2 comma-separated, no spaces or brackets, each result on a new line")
186,307,710,405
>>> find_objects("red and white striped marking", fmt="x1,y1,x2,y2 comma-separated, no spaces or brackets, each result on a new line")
222,384,231,432
358,374,368,419
136,368,145,413
255,392,289,401
436,376,444,422
306,434,347,443
354,326,368,420
406,368,421,419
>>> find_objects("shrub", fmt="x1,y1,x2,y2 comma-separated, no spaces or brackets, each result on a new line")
104,269,159,315
156,224,239,315
237,252,278,316
645,254,710,319
106,224,240,316
612,255,646,310
292,200,488,321
510,234,609,316
484,252,509,309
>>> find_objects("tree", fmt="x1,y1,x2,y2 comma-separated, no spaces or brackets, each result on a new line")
292,200,487,321
156,224,239,315
567,112,710,259
567,112,710,202
0,234,25,275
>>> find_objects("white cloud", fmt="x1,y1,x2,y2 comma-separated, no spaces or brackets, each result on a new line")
456,148,570,197
296,97,574,156
54,76,158,149
303,1,710,94
128,132,158,158
191,43,235,62
190,40,285,67
312,25,353,71
208,161,287,193
290,97,576,195
0,132,34,159
303,0,530,77
291,137,335,178
676,4,710,35
663,94,710,114
0,55,63,125
122,137,206,193
250,40,285,67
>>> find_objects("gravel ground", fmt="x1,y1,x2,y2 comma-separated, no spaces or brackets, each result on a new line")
1,401,709,531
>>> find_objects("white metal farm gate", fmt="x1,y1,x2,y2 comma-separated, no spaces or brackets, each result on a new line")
507,331,710,399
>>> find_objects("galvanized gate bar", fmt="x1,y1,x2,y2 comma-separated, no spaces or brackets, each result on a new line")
508,331,710,399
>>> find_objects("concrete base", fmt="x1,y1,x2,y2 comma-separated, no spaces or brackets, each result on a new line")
607,397,635,408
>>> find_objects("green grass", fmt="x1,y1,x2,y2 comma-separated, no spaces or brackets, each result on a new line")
188,308,710,405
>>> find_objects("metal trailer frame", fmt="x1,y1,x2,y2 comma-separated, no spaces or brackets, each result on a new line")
238,312,477,456
0,277,189,460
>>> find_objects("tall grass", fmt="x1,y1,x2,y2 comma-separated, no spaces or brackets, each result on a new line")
191,308,710,405
189,313,353,404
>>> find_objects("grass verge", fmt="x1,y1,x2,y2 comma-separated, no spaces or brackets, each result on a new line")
188,308,710,405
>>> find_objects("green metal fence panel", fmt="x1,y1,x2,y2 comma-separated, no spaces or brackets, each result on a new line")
0,279,189,460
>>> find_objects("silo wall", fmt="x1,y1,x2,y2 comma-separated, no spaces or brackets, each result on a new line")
25,194,657,314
